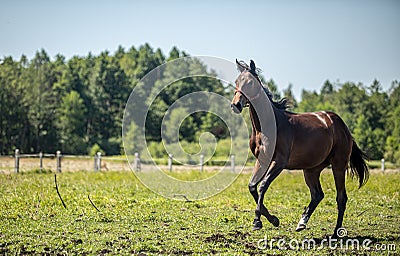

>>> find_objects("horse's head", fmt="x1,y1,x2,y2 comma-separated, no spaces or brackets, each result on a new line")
231,59,263,114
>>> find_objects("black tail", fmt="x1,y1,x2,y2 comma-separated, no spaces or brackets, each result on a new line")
349,140,369,188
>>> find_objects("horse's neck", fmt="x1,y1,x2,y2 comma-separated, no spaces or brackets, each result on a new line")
249,103,284,133
249,105,261,132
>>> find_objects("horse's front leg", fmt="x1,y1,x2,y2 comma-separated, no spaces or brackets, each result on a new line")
253,161,284,230
248,160,270,229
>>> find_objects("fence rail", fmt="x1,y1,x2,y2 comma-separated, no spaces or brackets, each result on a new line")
1,149,391,174
3,149,239,173
14,149,63,173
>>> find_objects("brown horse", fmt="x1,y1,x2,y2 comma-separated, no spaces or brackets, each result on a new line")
231,59,369,237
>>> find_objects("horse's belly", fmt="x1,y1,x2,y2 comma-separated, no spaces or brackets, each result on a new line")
285,131,333,169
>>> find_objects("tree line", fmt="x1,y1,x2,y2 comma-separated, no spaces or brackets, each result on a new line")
0,45,225,156
0,44,399,164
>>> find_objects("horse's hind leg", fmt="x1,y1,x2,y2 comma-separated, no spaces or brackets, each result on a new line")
296,164,326,231
331,162,348,238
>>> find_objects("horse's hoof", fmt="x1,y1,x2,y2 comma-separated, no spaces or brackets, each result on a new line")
269,215,280,227
253,219,263,230
295,223,306,231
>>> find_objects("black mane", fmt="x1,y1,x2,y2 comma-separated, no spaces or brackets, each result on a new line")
237,60,289,110
261,87,290,110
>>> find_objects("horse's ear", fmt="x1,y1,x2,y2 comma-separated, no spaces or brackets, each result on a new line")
250,60,256,73
236,59,246,72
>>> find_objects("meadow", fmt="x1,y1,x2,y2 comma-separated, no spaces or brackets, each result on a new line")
0,169,399,255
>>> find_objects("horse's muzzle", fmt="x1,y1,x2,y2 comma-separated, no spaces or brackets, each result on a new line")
231,103,242,114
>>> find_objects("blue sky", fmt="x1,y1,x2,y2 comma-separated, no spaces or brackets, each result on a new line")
1,0,399,100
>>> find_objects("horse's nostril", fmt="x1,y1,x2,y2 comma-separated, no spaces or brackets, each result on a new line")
231,103,242,114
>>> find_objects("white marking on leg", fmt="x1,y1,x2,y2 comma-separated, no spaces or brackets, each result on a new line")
299,215,310,226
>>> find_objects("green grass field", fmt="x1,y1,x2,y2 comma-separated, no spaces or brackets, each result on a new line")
1,169,399,255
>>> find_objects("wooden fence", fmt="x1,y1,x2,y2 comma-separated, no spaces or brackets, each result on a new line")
4,149,390,173
13,149,62,173
7,149,238,173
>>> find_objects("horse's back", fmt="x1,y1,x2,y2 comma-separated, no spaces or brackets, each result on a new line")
284,111,336,169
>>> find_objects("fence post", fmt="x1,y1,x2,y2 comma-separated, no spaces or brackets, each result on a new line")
230,154,235,172
168,154,173,172
56,150,62,173
39,152,43,171
94,154,97,171
200,154,204,172
14,149,20,173
134,152,141,172
381,158,385,172
96,152,102,171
